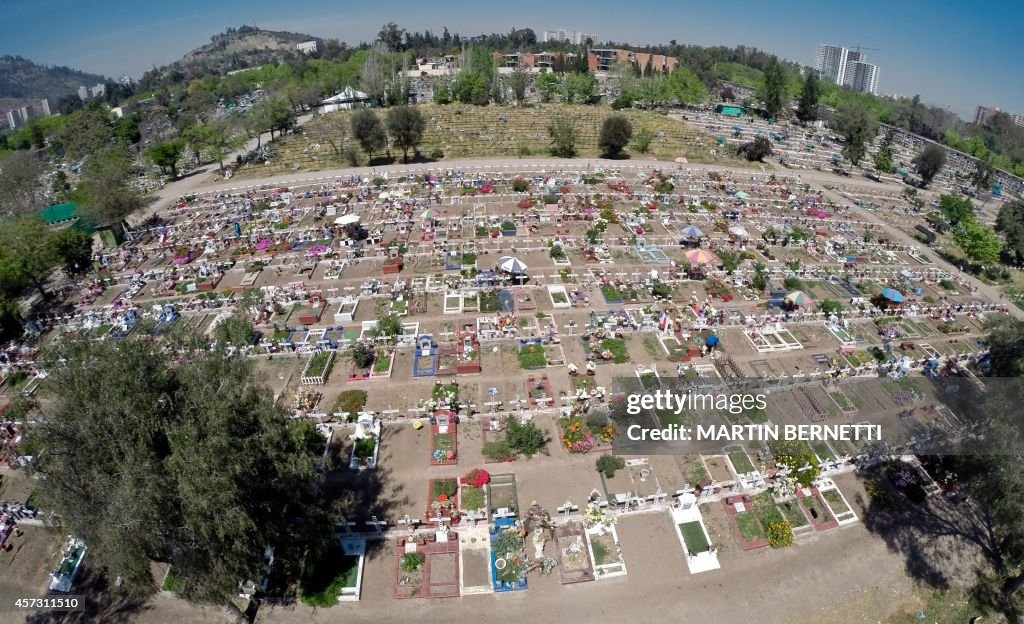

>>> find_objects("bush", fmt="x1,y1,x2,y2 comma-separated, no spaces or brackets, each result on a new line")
400,552,424,573
506,418,547,457
432,479,458,498
512,178,529,192
354,437,376,461
599,114,633,158
783,276,804,291
429,148,444,160
765,518,794,548
651,281,672,299
596,454,626,478
350,342,375,369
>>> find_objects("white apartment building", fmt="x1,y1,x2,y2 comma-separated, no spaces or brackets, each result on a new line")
296,40,319,55
814,44,880,94
542,29,597,45
843,60,879,95
975,105,1024,127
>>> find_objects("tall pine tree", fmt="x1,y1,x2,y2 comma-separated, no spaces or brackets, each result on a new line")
796,72,820,122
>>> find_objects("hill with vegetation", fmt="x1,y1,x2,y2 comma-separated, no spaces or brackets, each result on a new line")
0,55,107,112
139,25,321,90
234,103,737,178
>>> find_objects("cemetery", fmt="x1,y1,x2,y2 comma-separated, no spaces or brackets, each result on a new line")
16,158,1012,610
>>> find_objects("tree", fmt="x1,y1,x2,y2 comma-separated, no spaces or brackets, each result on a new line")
938,194,975,226
536,72,561,103
833,102,879,169
996,200,1024,264
146,139,186,178
738,136,773,162
26,337,330,603
953,218,1001,264
760,59,787,118
185,122,240,171
874,147,894,173
751,263,767,292
213,315,254,347
508,66,530,105
972,157,996,193
0,151,47,216
432,82,451,105
350,109,387,160
451,71,489,105
57,109,113,161
0,216,55,299
599,115,633,158
795,72,819,122
564,72,598,104
78,144,144,225
385,106,425,163
377,22,406,51
664,67,707,105
913,143,947,187
547,117,578,158
49,229,93,275
632,127,654,154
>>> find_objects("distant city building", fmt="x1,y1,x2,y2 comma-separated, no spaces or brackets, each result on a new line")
78,85,90,100
542,29,597,45
814,44,880,95
296,40,319,55
5,110,18,129
39,98,50,117
975,105,1024,127
588,49,677,73
90,83,105,98
843,61,880,95
118,75,133,86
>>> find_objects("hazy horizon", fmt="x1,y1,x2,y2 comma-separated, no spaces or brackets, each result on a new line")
5,0,1023,119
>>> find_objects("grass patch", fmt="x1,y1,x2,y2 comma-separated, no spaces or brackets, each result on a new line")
601,284,622,302
372,351,392,373
678,521,710,553
460,485,486,511
734,512,765,541
810,440,836,462
601,338,629,363
434,433,454,453
162,568,184,593
517,344,547,369
800,494,832,524
778,499,809,527
333,390,367,420
821,489,850,515
728,450,756,474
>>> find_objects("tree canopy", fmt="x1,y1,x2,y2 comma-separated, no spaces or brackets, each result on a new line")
26,337,331,602
913,143,947,187
953,218,1001,264
350,109,387,160
385,106,425,162
795,72,819,123
833,102,879,169
599,115,633,158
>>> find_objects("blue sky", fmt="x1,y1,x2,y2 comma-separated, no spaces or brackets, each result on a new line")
5,0,1022,119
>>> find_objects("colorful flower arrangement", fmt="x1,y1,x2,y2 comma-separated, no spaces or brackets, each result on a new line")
560,416,596,454
461,467,490,488
766,518,794,548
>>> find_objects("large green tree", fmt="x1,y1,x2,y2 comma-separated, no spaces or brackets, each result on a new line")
599,115,633,158
49,229,93,275
760,58,787,118
953,218,1001,264
913,143,947,187
350,109,387,160
145,139,186,178
996,200,1024,264
938,194,975,226
0,215,56,298
833,102,879,169
795,72,820,122
26,337,331,604
548,116,578,158
385,106,425,163
0,150,47,216
78,144,144,225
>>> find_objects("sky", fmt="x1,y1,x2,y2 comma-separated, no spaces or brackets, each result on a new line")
4,0,1022,120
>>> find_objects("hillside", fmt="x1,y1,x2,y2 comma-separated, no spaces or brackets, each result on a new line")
141,26,320,88
234,104,740,178
0,55,107,109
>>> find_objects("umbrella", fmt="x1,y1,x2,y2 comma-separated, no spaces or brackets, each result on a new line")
728,226,749,238
497,256,528,274
716,136,726,144
335,214,360,225
680,225,704,238
735,191,750,199
732,126,743,133
784,291,811,306
705,335,720,347
881,288,905,302
419,208,441,221
684,249,717,265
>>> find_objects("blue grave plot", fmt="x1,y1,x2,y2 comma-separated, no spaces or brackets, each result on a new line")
490,518,528,593
444,253,462,271
412,335,439,377
150,305,180,336
498,290,515,313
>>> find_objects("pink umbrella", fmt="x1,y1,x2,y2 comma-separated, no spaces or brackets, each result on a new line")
685,249,718,265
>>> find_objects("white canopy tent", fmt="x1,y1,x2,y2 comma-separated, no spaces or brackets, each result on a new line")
322,86,372,112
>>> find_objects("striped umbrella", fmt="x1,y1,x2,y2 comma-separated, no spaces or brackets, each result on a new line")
784,291,811,306
419,208,441,221
684,249,717,265
680,225,704,238
729,225,750,238
497,256,528,274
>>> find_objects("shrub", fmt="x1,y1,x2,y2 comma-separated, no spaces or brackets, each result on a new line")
506,418,547,457
765,518,794,548
400,552,424,573
596,454,626,478
512,178,529,192
432,479,458,499
350,342,375,369
651,281,672,299
783,276,803,291
599,114,633,158
354,437,376,461
429,148,444,160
